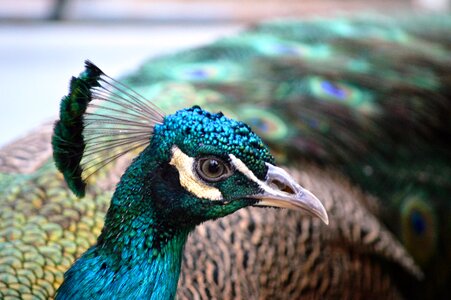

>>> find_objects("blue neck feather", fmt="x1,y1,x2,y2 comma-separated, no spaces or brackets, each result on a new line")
56,145,190,299
56,234,187,299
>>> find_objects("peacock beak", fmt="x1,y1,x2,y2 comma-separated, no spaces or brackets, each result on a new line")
253,163,329,225
229,155,328,225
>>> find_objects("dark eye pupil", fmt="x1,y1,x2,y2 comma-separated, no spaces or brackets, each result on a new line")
203,159,223,177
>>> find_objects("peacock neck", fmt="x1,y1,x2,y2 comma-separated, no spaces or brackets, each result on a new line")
56,146,192,299
93,229,188,300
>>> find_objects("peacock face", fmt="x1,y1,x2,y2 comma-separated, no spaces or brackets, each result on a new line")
147,106,328,225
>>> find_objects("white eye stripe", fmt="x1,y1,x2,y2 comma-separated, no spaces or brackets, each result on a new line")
229,154,260,183
169,146,223,201
229,154,281,196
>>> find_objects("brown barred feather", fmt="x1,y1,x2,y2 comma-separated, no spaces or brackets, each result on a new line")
0,123,53,174
179,163,416,299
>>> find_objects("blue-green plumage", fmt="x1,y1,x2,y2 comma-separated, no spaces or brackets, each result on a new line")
57,234,187,299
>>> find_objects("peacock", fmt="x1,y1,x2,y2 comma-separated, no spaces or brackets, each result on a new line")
52,60,331,298
1,13,450,299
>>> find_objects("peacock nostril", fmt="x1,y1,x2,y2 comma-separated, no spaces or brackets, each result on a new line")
270,179,296,194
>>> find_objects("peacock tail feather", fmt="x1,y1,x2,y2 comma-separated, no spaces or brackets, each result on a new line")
1,13,450,299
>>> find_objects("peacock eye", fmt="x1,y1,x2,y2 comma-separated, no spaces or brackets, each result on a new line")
196,157,232,182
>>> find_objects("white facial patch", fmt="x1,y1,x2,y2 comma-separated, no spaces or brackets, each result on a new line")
229,154,260,183
169,146,223,201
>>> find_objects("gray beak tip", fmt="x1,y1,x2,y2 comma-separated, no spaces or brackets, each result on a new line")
321,212,329,225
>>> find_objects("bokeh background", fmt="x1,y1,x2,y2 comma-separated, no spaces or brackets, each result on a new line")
0,0,449,146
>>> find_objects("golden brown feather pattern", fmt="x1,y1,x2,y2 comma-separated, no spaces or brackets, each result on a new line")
0,128,418,299
0,123,53,174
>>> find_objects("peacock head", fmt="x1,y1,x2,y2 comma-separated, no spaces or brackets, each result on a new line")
53,61,328,237
131,105,329,228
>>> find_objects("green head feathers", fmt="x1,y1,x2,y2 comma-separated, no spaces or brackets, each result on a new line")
128,106,278,229
155,106,274,178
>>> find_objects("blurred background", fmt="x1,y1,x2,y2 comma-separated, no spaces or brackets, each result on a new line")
0,0,449,147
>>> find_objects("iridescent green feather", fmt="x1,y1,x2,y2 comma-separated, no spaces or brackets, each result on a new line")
52,61,163,198
52,61,103,197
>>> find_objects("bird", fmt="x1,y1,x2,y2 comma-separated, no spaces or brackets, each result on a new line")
0,13,450,299
51,60,330,298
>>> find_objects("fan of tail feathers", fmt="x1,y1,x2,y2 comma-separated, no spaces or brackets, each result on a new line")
121,13,451,299
0,13,450,300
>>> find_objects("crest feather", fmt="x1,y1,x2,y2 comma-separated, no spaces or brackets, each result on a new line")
52,60,164,197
